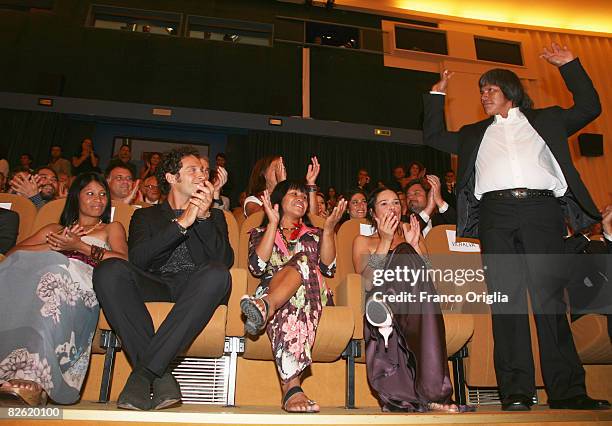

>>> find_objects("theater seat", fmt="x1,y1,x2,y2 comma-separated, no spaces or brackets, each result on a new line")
0,193,37,242
92,267,247,403
238,211,360,407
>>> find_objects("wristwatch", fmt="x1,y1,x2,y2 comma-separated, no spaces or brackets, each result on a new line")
172,218,188,235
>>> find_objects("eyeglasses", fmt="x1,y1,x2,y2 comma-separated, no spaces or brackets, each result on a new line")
144,184,159,189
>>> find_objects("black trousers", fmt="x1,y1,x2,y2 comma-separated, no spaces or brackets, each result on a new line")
92,259,231,376
479,196,585,401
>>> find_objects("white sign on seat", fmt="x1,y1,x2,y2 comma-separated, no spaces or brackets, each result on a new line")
446,229,480,252
0,202,12,210
359,223,376,236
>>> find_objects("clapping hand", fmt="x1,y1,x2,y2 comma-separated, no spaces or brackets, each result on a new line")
276,157,287,183
47,224,86,252
431,69,455,93
540,42,574,67
261,189,279,226
602,205,612,236
323,198,347,232
10,173,40,198
425,175,444,207
123,179,141,204
212,166,228,197
305,156,320,185
401,214,421,250
375,210,399,242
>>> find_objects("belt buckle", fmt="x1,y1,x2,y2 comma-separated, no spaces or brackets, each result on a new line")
511,189,528,199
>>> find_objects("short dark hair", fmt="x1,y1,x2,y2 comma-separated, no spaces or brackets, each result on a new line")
479,68,533,109
104,163,134,180
156,146,200,195
35,166,58,179
404,177,430,194
60,172,111,226
260,180,313,228
216,152,227,159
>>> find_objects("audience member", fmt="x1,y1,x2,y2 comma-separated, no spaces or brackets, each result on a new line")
9,167,59,209
240,180,346,412
326,186,338,211
0,171,6,193
315,192,328,217
0,172,127,406
404,176,456,236
57,172,70,198
200,156,229,211
0,150,8,180
0,208,19,254
48,145,72,177
140,175,162,205
391,165,410,191
214,153,232,197
406,161,425,181
105,164,140,205
244,156,286,217
93,146,233,411
356,168,372,193
72,138,100,175
345,189,367,221
15,153,34,173
108,144,138,179
139,152,162,179
442,169,457,209
352,188,466,413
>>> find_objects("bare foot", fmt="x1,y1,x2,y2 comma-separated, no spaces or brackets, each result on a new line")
428,402,459,413
1,380,42,392
283,391,320,413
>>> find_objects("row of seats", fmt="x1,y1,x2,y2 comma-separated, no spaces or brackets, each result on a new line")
1,193,610,406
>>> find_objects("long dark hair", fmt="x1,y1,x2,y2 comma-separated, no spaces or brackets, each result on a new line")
479,68,533,109
247,155,280,197
260,179,313,228
60,172,111,226
366,187,400,231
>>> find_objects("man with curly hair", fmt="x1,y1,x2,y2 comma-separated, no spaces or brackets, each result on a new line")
93,146,233,411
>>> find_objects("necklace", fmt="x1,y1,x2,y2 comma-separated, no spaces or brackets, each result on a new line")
70,220,103,235
278,222,302,251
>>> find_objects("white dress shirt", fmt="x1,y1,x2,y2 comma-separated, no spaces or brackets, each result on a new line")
419,202,448,237
474,107,568,200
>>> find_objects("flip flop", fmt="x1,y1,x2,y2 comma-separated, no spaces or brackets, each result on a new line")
282,386,319,413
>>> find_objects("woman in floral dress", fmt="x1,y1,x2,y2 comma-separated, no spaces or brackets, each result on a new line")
0,172,128,405
241,179,346,413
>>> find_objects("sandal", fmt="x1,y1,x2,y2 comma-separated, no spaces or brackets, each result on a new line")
427,402,460,413
0,380,47,407
240,295,270,335
282,386,319,413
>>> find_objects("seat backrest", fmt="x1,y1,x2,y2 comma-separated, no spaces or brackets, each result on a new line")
232,207,245,230
110,202,141,235
222,209,239,259
32,198,66,234
335,218,369,283
0,194,37,242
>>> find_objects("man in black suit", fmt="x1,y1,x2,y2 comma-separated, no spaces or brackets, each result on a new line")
423,43,609,411
93,146,233,411
0,208,19,254
404,175,456,236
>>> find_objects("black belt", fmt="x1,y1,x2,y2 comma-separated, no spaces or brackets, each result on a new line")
482,188,555,200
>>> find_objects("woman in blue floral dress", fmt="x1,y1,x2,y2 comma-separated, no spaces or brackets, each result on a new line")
241,178,346,413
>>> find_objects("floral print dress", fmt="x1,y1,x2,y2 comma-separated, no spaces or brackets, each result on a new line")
248,224,335,383
0,237,105,404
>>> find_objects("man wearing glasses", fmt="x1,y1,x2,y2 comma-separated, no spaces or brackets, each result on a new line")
141,175,162,204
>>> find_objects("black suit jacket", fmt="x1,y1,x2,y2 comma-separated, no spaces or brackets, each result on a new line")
423,58,601,238
0,208,19,254
128,201,234,273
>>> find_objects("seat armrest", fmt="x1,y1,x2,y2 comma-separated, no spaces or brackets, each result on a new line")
335,273,364,340
226,268,248,337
